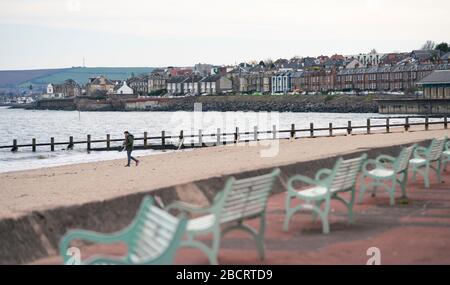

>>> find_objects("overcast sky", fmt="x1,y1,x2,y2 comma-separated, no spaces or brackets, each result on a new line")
0,0,449,70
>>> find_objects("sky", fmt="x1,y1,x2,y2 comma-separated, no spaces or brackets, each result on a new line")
0,0,449,70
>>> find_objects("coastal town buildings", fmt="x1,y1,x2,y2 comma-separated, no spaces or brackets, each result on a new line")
378,70,450,114
113,81,134,96
127,75,148,95
345,50,386,67
199,75,233,95
42,79,82,99
85,75,115,96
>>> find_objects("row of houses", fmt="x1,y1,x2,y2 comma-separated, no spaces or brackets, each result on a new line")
40,48,450,99
270,63,450,94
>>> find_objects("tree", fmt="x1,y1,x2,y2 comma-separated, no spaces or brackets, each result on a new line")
264,58,273,66
421,40,435,50
435,42,450,53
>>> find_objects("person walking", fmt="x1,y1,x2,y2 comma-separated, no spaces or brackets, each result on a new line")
123,131,139,167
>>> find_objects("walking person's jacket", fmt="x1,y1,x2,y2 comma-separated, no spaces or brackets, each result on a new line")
123,134,134,151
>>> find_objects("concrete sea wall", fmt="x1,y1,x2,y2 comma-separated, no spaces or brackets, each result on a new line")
0,140,428,264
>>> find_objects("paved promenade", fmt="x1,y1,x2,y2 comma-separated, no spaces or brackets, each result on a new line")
33,164,450,265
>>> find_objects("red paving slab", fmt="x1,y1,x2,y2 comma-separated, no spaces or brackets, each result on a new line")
32,168,450,265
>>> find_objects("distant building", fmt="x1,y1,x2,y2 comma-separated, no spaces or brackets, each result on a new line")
182,76,202,95
42,79,81,99
127,75,148,95
378,70,450,114
85,75,115,96
441,52,450,63
272,72,295,94
113,81,134,95
195,63,214,76
345,59,364,69
167,76,186,95
417,70,450,99
346,50,386,67
168,67,193,77
148,71,168,94
199,75,233,95
410,50,441,64
379,53,409,66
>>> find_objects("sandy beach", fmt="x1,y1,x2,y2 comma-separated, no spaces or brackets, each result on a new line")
0,125,448,220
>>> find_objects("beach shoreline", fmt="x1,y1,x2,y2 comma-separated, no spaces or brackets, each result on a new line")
0,125,448,220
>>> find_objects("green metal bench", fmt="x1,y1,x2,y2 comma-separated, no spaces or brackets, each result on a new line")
166,168,281,265
359,144,416,206
283,154,367,234
409,138,446,188
59,196,187,265
443,137,450,172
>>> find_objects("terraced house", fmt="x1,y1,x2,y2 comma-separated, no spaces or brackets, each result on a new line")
199,75,233,95
127,75,148,95
334,64,450,92
378,70,450,114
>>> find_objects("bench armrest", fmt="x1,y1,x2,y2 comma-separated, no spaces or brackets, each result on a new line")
413,146,428,159
376,155,396,164
288,175,322,194
59,229,130,264
362,159,386,174
315,168,333,181
165,201,213,215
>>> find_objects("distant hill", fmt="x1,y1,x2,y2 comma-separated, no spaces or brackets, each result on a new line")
0,67,155,89
0,68,69,87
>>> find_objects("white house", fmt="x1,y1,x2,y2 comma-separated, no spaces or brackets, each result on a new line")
113,81,134,95
345,50,386,67
41,83,64,99
271,72,292,94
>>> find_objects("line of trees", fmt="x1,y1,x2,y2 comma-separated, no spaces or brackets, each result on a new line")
421,40,450,53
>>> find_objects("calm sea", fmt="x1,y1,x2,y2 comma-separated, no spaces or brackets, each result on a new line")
0,107,432,173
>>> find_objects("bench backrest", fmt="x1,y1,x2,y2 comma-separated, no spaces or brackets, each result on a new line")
127,197,187,264
428,139,446,161
395,144,416,173
328,154,367,192
219,169,281,223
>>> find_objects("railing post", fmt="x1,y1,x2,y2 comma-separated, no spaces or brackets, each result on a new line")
69,136,73,149
144,132,148,148
87,135,91,152
366,119,371,134
329,123,333,137
405,117,410,132
310,123,314,138
106,134,110,150
254,126,258,141
234,127,239,143
386,118,390,133
13,139,17,152
161,131,166,150
347,121,352,135
273,125,277,140
217,128,221,145
425,116,429,131
50,137,55,152
198,129,202,146
179,130,184,148
445,116,448,129
290,124,295,139
32,138,36,152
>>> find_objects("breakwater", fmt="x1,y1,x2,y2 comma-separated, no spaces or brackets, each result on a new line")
26,95,378,113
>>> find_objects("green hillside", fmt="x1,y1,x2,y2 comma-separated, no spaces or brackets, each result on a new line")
18,67,154,87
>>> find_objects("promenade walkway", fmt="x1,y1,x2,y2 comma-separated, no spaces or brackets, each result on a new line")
33,165,450,265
